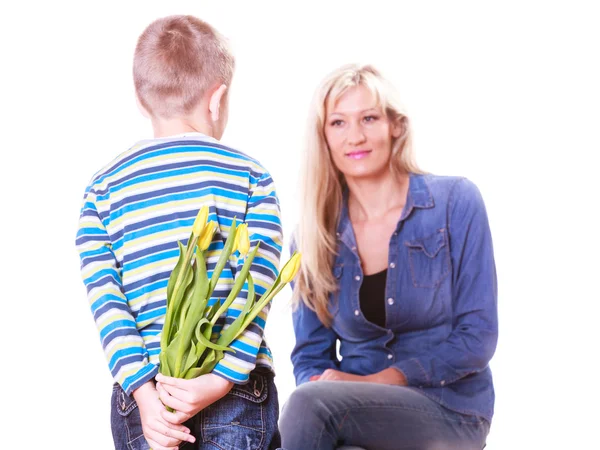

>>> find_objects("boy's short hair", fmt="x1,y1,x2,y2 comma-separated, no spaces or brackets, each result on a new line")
133,15,235,119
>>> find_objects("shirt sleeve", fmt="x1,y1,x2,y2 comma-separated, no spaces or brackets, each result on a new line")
291,298,340,385
212,171,283,384
288,240,340,385
393,178,498,387
76,184,157,395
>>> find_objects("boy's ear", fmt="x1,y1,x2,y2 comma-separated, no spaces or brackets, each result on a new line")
209,84,228,122
135,95,151,119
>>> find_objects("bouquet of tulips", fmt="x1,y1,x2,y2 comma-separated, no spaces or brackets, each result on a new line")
158,206,300,382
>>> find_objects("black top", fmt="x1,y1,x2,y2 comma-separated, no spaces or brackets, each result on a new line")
359,269,387,327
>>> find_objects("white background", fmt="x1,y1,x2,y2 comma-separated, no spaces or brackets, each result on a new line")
1,1,598,448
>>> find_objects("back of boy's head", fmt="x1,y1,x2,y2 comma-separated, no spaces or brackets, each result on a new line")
133,15,235,119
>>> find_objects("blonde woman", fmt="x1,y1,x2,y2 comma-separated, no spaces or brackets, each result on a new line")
279,65,497,450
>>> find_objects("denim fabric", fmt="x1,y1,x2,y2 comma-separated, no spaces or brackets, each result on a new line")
111,370,282,450
290,174,498,422
279,381,490,450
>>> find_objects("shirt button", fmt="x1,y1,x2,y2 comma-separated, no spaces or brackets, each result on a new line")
389,262,396,269
387,354,393,360
354,309,360,316
440,380,446,386
387,298,394,305
351,246,357,251
354,275,360,281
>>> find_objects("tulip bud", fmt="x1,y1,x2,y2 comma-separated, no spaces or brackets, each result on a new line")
280,252,301,283
233,223,250,256
192,206,209,237
198,221,217,251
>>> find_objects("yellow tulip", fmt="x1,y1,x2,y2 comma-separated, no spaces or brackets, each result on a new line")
234,223,250,256
280,252,301,283
192,206,209,237
198,221,217,251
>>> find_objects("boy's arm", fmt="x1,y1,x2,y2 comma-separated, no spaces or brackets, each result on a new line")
76,185,158,395
212,171,283,384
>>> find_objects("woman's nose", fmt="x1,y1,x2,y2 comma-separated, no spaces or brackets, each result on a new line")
346,124,366,145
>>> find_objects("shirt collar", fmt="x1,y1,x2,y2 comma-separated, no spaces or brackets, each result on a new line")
138,132,219,147
336,173,434,249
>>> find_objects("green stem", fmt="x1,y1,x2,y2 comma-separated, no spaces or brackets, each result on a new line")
161,234,197,349
210,244,259,326
233,282,286,341
173,251,208,377
207,218,238,299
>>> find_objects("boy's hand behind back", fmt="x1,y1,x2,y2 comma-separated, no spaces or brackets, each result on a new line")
133,381,196,449
156,373,234,425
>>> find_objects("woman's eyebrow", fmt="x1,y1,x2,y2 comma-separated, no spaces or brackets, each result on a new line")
328,107,380,117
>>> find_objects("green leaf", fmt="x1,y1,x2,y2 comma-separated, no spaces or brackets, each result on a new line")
236,281,286,340
207,218,238,299
184,349,214,379
183,367,204,380
164,333,185,377
194,318,232,352
193,248,210,307
217,273,256,347
166,242,186,301
201,349,224,374
182,343,201,376
159,351,171,376
172,251,211,377
178,297,192,331
199,350,224,375
210,244,260,326
174,264,196,325
161,242,195,349
204,299,222,322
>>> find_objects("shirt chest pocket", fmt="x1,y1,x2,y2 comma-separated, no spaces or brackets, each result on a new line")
405,228,451,288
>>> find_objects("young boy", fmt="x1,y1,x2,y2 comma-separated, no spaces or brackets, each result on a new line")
76,15,283,450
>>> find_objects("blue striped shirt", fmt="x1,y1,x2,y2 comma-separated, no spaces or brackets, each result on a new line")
76,133,283,395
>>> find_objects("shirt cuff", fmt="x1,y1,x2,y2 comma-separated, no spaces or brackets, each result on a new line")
212,360,253,385
122,363,159,396
393,358,431,388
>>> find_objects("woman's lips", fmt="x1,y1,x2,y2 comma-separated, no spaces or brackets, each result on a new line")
346,150,372,159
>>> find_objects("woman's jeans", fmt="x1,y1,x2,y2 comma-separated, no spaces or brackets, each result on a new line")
111,371,282,450
279,381,490,450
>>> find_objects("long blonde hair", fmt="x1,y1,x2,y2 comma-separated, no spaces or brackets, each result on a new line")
294,64,422,326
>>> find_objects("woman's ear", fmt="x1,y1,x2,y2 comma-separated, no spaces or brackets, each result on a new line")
209,84,228,122
391,116,404,138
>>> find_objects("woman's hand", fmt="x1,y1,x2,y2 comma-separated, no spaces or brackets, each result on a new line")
132,381,196,450
310,369,364,382
310,368,408,385
156,372,234,425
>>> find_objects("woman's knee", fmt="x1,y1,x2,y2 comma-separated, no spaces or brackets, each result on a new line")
280,382,332,426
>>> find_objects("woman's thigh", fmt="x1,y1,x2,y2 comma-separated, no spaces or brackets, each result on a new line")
279,381,489,450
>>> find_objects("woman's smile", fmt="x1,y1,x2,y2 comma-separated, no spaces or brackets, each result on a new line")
346,149,372,159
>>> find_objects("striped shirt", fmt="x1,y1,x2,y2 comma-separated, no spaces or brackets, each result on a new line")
76,133,283,395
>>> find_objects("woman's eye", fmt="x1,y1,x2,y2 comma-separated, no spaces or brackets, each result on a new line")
330,119,344,127
363,115,378,123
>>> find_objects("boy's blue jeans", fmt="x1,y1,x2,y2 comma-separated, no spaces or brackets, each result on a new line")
279,381,490,450
111,371,282,450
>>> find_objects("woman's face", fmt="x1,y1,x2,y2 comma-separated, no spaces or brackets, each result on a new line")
324,85,402,181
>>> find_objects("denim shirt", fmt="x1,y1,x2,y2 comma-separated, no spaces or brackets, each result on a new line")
291,173,498,421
